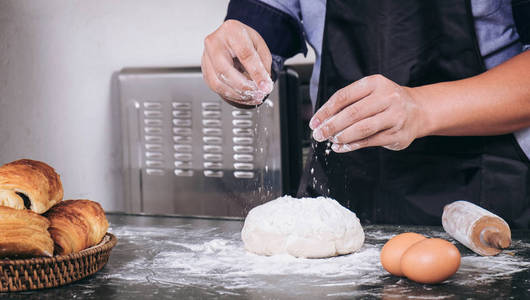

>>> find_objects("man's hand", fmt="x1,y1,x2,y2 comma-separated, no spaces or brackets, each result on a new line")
202,20,274,106
309,74,427,152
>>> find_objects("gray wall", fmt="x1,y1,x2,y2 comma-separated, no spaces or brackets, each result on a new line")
0,0,313,211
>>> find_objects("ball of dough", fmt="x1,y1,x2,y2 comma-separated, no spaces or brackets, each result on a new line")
241,196,365,258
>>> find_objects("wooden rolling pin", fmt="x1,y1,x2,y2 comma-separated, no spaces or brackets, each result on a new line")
442,201,511,256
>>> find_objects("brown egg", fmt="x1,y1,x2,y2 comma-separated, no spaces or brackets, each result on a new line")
401,238,461,284
380,232,426,276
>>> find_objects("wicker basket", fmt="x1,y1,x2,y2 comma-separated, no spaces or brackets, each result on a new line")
0,232,117,292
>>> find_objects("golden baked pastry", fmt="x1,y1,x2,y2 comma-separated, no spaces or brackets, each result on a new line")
0,159,63,214
0,206,54,258
45,199,109,255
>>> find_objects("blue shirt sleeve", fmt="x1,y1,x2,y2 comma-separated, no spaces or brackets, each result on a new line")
225,0,307,59
259,0,302,23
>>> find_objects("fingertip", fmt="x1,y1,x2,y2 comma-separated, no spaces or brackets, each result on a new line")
309,116,321,130
258,78,273,94
312,129,325,142
242,89,266,102
332,143,356,153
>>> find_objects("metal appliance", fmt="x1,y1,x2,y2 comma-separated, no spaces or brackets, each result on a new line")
118,68,303,217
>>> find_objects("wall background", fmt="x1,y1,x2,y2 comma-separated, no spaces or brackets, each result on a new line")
0,0,313,211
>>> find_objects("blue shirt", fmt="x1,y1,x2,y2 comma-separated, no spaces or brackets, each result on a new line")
261,0,530,158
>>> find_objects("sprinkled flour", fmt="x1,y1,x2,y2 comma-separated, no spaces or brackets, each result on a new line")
105,222,530,298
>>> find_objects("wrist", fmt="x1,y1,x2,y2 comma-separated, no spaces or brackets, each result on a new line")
406,86,437,138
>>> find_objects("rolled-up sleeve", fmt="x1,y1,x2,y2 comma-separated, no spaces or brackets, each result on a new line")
225,0,307,59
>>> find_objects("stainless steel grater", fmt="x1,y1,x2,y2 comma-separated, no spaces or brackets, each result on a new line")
118,68,284,217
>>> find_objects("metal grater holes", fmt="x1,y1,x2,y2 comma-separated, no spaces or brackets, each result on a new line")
143,101,165,175
232,109,255,179
173,101,193,177
202,101,224,178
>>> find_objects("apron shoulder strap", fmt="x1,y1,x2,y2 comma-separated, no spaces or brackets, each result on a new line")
512,0,530,45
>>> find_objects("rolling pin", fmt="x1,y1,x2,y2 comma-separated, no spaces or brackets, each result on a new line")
442,200,511,256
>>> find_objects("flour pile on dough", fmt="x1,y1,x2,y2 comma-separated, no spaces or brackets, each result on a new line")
241,196,365,258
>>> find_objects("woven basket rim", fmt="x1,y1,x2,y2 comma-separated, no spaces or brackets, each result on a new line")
0,232,117,266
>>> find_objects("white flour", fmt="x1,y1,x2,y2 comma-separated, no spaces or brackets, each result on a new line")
106,224,530,298
108,225,380,292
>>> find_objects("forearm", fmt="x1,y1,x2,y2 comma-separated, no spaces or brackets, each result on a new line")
413,50,530,137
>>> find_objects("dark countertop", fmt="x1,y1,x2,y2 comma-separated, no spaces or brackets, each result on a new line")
2,213,530,299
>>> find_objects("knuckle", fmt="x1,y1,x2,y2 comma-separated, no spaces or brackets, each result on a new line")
322,123,335,138
367,74,379,80
237,46,254,62
223,19,239,29
358,123,374,137
389,91,401,101
388,125,400,135
357,76,368,87
204,34,214,48
334,89,348,107
334,135,344,144
347,104,360,120
399,100,408,110
325,107,336,121
370,74,386,85
327,122,337,135
320,105,332,119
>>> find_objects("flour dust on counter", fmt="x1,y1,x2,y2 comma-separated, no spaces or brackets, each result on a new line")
107,224,381,293
101,220,530,299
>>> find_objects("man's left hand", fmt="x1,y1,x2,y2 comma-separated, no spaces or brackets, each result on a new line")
309,74,427,152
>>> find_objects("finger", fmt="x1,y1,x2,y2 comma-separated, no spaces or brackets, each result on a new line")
329,110,395,144
202,53,260,104
331,129,396,153
204,31,261,93
310,76,376,130
227,26,272,93
311,93,391,142
205,42,262,96
248,28,272,75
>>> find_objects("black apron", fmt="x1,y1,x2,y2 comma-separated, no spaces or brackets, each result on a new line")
298,0,530,228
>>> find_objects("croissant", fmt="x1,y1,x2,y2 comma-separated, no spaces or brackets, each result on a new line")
0,206,54,258
45,199,109,255
0,159,63,214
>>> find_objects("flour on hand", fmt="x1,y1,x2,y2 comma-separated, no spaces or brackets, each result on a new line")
241,196,365,258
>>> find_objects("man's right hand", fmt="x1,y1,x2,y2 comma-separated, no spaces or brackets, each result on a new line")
202,20,274,106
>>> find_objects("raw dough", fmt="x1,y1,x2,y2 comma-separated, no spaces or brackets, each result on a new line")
241,196,365,258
